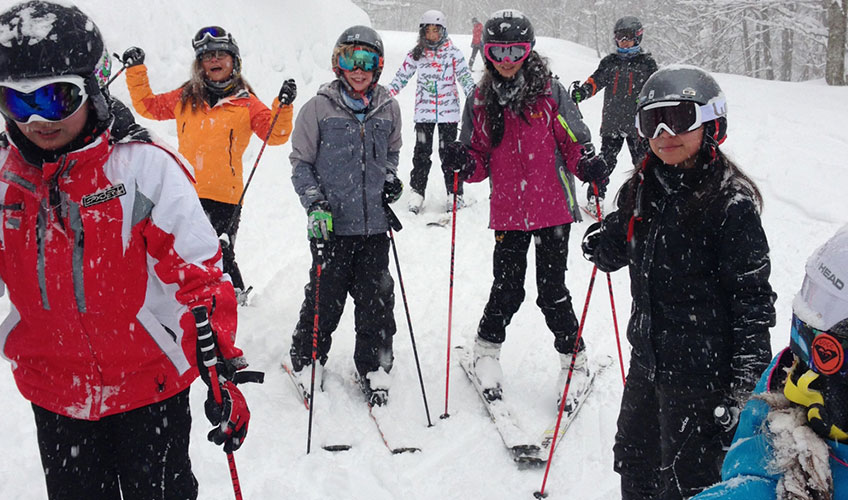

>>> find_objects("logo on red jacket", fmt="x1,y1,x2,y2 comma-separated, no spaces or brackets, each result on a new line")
81,184,127,207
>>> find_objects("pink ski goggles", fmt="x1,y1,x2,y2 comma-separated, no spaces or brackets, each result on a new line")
483,42,532,64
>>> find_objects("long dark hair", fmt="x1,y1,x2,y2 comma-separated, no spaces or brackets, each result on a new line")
178,59,254,112
477,51,551,148
617,145,764,228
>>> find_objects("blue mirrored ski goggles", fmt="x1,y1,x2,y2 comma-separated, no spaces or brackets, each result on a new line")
337,49,380,72
192,26,232,49
0,76,89,124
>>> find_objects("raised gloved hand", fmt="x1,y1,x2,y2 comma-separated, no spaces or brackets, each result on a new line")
383,175,403,204
307,201,333,240
571,82,589,104
205,381,250,453
278,79,297,105
121,47,146,67
577,145,611,183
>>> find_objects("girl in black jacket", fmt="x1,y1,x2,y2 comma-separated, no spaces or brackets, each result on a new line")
582,66,776,500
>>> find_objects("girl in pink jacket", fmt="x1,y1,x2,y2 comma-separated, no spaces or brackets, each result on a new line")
442,10,609,408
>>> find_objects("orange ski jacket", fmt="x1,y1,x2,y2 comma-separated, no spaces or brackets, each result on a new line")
126,65,293,204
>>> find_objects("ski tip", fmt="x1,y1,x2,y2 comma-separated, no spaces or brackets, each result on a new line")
322,444,352,452
391,447,421,454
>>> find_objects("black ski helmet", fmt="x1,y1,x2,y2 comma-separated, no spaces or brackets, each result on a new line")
332,26,385,88
637,66,728,145
192,26,242,75
613,16,644,46
483,9,535,47
0,0,112,121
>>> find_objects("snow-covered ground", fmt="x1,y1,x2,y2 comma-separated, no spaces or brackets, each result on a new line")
1,1,847,498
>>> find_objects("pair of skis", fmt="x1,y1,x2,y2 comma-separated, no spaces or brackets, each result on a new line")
457,346,606,467
281,360,420,454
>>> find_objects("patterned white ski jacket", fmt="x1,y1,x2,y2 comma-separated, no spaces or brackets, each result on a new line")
387,38,475,123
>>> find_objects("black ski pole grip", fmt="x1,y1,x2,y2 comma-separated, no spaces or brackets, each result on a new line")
384,204,403,232
192,306,217,369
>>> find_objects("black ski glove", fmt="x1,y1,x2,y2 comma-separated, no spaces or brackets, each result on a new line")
278,79,297,105
382,174,403,204
121,47,145,67
444,141,473,184
571,82,589,104
577,144,611,183
581,222,603,261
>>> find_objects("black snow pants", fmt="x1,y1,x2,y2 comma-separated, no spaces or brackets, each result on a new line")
477,224,583,355
200,198,245,290
33,389,197,500
291,234,396,377
590,133,648,199
614,360,727,500
410,122,463,196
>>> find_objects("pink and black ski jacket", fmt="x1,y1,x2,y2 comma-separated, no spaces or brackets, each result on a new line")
462,81,587,231
0,120,240,420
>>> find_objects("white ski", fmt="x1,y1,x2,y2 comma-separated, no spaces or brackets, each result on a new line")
352,373,422,454
456,346,541,462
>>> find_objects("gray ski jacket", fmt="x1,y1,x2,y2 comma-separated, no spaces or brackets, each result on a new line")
291,80,402,236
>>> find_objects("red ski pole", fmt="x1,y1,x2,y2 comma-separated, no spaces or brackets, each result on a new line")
441,170,460,419
592,183,626,386
192,306,243,500
306,241,324,454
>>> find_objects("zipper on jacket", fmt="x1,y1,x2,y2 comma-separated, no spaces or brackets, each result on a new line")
360,124,369,231
228,129,235,175
612,70,620,96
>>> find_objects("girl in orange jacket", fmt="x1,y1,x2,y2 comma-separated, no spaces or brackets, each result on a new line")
123,26,296,304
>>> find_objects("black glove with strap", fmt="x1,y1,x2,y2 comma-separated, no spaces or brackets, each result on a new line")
382,174,403,204
121,47,145,67
577,144,611,183
278,79,297,105
571,82,590,104
443,141,475,187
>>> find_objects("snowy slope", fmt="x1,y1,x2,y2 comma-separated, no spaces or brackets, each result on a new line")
1,1,847,499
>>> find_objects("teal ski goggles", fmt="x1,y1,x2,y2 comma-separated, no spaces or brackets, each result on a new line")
337,49,381,72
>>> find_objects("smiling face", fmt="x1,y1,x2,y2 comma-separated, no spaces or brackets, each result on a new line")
200,51,234,82
649,126,704,168
343,68,374,94
424,25,441,43
16,102,89,150
493,59,524,80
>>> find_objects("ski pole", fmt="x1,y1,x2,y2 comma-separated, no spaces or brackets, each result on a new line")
306,241,324,454
223,99,288,246
384,205,433,427
191,306,243,500
441,170,460,419
592,182,626,386
103,53,128,89
535,261,600,499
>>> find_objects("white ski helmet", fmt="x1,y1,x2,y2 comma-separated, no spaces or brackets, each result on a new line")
794,224,848,331
420,10,447,29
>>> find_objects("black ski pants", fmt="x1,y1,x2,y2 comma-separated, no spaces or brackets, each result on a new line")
591,133,648,199
614,361,726,500
410,122,463,196
33,389,197,500
200,198,245,290
469,45,482,70
291,234,396,377
477,224,583,355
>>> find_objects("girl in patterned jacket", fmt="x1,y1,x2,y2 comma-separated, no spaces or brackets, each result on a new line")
388,9,475,214
122,27,297,305
0,2,252,498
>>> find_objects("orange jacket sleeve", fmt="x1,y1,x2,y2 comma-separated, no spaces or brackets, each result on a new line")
248,96,293,146
125,64,182,121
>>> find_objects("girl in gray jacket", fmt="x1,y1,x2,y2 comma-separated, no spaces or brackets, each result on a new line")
287,26,403,407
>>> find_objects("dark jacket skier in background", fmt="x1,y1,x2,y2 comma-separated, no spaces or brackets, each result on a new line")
0,2,253,497
571,16,658,213
287,26,403,407
582,66,776,499
693,224,848,500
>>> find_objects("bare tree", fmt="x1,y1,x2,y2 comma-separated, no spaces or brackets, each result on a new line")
825,0,847,84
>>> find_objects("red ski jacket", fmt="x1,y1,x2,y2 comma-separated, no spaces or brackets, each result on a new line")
0,124,240,420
